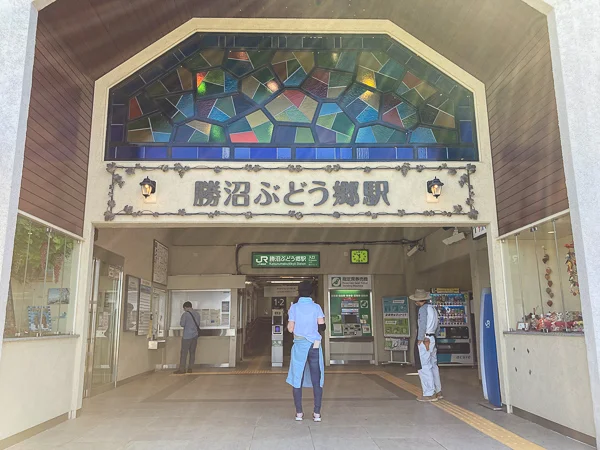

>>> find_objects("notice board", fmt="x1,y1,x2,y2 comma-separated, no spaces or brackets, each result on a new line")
329,289,372,337
383,296,410,337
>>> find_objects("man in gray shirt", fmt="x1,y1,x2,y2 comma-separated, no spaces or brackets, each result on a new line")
410,289,442,402
174,301,201,374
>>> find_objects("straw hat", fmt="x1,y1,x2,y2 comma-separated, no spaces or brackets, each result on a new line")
409,289,431,301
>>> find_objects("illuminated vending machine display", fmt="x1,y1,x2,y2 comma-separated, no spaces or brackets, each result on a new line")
431,289,474,365
271,309,284,367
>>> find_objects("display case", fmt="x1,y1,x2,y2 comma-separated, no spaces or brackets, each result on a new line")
432,289,474,365
169,290,232,336
501,214,583,333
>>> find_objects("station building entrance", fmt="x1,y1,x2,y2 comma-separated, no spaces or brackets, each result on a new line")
87,224,487,388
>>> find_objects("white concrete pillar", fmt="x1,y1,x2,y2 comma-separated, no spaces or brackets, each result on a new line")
544,0,600,438
0,0,38,360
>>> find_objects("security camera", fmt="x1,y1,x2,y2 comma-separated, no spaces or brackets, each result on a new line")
442,228,466,246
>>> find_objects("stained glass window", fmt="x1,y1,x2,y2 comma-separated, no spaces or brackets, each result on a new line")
106,33,478,161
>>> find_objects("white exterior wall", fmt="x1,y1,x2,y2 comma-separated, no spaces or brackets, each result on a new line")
0,337,77,440
505,333,594,437
0,0,37,359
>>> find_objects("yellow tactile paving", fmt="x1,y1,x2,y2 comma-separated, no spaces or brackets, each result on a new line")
372,371,545,450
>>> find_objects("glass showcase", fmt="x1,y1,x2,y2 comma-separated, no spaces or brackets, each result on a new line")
4,216,80,338
502,214,582,333
106,33,478,162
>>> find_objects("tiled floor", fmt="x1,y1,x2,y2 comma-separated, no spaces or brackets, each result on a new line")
8,365,593,450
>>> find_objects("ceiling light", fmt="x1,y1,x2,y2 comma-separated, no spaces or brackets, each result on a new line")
269,280,302,284
407,246,419,257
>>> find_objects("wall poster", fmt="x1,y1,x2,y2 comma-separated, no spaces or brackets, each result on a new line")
124,275,140,332
152,240,168,286
329,290,372,337
152,287,167,338
137,279,152,336
383,296,410,337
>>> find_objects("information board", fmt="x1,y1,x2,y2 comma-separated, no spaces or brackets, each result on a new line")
383,296,410,338
252,252,320,268
329,289,372,337
152,240,168,285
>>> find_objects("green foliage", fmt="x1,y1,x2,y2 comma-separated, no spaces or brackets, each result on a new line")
10,217,74,282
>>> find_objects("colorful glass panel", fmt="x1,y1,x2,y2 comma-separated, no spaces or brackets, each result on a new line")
316,51,358,72
381,93,418,129
127,112,172,143
315,104,354,144
241,68,282,104
397,71,437,106
339,84,381,123
174,120,226,144
197,69,237,96
356,125,407,144
275,126,316,144
107,33,478,161
225,51,272,77
266,90,318,124
302,69,353,99
356,52,405,92
272,51,314,87
183,49,224,71
229,110,273,143
196,95,254,123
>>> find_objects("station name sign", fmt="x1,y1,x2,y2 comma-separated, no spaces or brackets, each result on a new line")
252,252,320,268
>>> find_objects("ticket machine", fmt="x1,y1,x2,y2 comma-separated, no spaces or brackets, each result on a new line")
271,309,284,367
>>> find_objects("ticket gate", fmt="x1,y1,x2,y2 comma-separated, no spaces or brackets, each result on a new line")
271,309,284,367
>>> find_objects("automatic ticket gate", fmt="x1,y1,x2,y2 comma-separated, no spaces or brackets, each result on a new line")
271,309,284,367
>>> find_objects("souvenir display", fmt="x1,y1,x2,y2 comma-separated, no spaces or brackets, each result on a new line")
565,243,579,296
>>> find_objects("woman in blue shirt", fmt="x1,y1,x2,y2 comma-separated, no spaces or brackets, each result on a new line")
286,280,326,422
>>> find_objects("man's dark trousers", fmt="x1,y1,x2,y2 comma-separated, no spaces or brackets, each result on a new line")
180,337,197,369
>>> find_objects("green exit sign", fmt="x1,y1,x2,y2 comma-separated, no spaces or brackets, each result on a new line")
252,252,320,268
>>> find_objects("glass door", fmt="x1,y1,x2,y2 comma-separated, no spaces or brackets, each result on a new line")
85,257,123,396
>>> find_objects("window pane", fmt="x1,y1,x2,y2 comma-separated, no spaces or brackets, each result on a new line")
501,214,583,333
105,33,479,162
4,216,79,338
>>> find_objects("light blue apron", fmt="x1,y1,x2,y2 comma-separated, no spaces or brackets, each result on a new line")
286,336,325,389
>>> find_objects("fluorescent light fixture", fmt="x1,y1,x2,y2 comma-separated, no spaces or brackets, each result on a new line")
245,281,253,285
442,228,466,246
407,246,419,257
269,280,302,284
548,231,555,234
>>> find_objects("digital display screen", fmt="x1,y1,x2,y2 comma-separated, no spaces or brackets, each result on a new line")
273,315,283,325
343,314,359,324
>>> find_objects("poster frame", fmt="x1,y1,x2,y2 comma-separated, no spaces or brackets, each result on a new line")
152,239,169,286
123,275,140,332
137,279,152,336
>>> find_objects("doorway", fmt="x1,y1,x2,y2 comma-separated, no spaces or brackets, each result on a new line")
84,247,124,397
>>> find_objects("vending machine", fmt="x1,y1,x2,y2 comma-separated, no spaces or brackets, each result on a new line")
431,288,474,365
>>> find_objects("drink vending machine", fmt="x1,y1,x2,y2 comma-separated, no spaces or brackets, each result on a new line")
431,289,474,365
